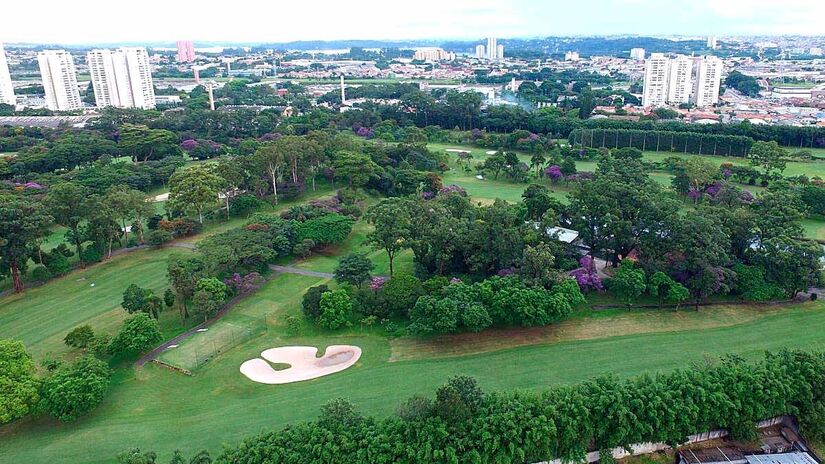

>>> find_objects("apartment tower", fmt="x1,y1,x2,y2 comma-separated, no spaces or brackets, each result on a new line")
37,50,82,111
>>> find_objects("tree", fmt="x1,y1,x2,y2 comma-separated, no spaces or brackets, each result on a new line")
81,195,122,260
45,182,90,266
40,355,112,421
296,214,354,246
0,340,40,424
483,151,506,179
522,184,561,221
302,284,330,321
0,196,52,293
119,124,180,162
254,142,286,203
520,243,564,288
122,284,155,316
116,448,157,464
108,313,163,357
647,271,689,309
435,375,484,420
334,253,375,289
64,325,95,348
104,185,153,245
608,259,646,308
748,141,788,180
318,289,353,330
381,273,424,317
191,277,228,321
756,236,823,297
167,255,206,321
529,152,546,176
334,151,381,189
168,165,222,224
365,198,412,275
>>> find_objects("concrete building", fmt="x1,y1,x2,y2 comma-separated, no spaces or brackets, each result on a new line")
486,37,497,60
87,47,156,109
667,55,693,104
496,44,504,60
630,48,646,61
475,44,485,59
565,51,580,61
176,40,195,63
37,50,82,111
692,56,723,107
642,53,670,107
707,36,718,50
0,43,14,106
809,47,823,56
413,48,456,62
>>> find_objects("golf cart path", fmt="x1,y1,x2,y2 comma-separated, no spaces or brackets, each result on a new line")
135,264,332,367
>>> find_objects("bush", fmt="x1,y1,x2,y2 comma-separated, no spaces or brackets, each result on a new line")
29,265,52,282
302,284,330,321
45,252,71,276
146,229,173,246
292,239,316,258
40,355,112,422
64,325,95,348
80,245,104,264
0,340,40,425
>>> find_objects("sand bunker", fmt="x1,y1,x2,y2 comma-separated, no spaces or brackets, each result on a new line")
240,345,361,384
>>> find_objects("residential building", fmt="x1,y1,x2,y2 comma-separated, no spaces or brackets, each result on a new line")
692,56,723,107
809,47,823,56
667,55,693,104
87,47,156,109
475,44,485,59
0,43,14,106
486,37,497,60
630,48,646,61
413,48,456,62
707,36,718,49
642,53,670,107
176,40,195,62
496,44,504,60
37,50,82,111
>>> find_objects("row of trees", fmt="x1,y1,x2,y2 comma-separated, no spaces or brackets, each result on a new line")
569,128,755,157
212,350,825,464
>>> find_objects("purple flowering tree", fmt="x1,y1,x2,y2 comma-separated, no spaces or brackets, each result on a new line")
545,165,563,183
569,256,604,292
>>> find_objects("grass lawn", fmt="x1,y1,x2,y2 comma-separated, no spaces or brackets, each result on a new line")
1,269,823,463
0,248,191,362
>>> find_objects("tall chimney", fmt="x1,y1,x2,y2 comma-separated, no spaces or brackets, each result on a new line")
340,75,346,105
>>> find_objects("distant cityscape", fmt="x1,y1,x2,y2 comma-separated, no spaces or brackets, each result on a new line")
1,35,824,126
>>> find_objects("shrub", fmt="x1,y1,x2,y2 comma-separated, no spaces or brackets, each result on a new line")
45,253,71,276
292,239,316,258
147,229,173,246
64,325,95,348
230,194,265,217
296,213,354,246
0,340,40,425
80,245,104,264
29,265,52,282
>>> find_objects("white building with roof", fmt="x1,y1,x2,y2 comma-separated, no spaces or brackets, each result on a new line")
37,50,82,111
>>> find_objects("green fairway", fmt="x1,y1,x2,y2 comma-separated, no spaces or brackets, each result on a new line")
1,269,823,463
0,248,190,361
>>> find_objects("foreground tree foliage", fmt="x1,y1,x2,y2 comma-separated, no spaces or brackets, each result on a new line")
0,340,40,424
40,355,112,422
214,350,825,464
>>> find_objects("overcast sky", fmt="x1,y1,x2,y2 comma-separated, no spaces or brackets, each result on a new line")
3,0,825,45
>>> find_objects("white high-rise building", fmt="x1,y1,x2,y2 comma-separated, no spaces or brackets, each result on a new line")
38,50,82,111
496,44,504,60
413,48,456,62
475,44,485,59
87,47,156,109
707,36,718,50
486,37,497,60
692,56,723,107
642,53,670,107
630,48,646,61
667,55,693,104
0,43,15,106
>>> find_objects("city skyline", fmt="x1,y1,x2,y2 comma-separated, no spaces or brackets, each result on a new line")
2,0,824,44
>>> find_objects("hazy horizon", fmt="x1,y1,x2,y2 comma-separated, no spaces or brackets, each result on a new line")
3,0,824,45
